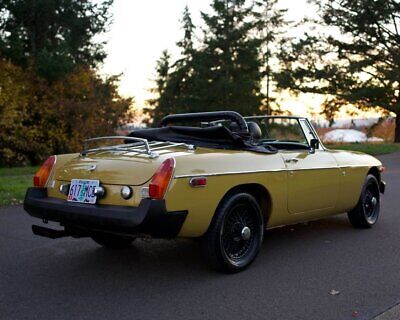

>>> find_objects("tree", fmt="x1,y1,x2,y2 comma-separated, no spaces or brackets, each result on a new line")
0,60,36,165
0,61,132,165
0,0,112,80
147,0,265,119
254,0,288,114
320,97,346,127
146,50,172,126
148,6,200,123
177,5,195,58
165,6,198,115
0,0,134,165
276,0,400,141
196,0,263,114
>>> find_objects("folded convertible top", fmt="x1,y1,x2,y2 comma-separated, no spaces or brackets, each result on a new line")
129,125,277,154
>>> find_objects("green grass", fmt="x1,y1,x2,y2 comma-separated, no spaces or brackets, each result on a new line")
327,143,400,155
0,166,38,206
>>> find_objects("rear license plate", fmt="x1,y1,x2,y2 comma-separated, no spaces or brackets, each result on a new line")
67,179,99,204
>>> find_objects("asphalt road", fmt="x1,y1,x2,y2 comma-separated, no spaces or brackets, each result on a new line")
1,153,399,320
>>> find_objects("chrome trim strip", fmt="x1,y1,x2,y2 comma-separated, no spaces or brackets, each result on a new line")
175,168,285,178
174,165,367,179
306,118,326,151
45,155,57,188
164,157,176,199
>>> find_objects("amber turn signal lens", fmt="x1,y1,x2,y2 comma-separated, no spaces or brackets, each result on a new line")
149,158,175,200
33,156,56,187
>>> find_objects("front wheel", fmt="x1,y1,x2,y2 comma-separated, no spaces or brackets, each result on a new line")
201,193,264,273
348,174,380,229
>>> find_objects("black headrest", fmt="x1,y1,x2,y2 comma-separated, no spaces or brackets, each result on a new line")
229,122,240,132
247,121,262,139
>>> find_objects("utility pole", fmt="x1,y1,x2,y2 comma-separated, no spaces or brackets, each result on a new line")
263,0,271,115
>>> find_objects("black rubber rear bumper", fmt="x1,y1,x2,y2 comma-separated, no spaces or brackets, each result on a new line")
23,188,187,238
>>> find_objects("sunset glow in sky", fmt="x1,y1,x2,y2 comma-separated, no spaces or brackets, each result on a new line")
100,0,381,120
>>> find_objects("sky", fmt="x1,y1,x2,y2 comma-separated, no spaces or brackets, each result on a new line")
101,0,212,105
100,0,379,120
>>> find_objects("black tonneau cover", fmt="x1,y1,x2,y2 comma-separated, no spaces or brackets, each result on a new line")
129,125,277,154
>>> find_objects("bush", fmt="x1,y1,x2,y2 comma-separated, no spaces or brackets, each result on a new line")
0,60,133,166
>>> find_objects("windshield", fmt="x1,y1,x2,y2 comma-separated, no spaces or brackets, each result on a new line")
246,117,309,145
242,116,316,148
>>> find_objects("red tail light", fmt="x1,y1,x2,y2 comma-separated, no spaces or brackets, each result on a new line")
149,158,175,199
33,156,56,187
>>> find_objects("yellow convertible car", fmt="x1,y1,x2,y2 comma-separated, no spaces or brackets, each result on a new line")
24,111,386,272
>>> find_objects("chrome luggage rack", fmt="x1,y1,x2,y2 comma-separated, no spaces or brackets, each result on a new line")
81,136,194,159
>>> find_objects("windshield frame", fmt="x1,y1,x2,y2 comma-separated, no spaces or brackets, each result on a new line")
244,115,326,151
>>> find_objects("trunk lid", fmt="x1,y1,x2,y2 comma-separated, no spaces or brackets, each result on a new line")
55,149,189,185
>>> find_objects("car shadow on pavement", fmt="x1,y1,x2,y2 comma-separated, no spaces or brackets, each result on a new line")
61,214,354,278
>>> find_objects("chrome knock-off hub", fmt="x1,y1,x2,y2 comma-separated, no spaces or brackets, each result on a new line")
241,226,251,241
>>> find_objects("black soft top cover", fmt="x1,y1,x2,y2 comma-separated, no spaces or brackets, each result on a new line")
129,125,276,154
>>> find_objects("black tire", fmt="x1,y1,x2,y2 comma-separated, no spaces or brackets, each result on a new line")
348,174,380,229
91,232,135,249
201,192,264,273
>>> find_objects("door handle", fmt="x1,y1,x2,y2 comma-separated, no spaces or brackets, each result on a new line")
285,158,299,163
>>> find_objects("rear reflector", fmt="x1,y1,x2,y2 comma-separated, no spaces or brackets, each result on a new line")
189,177,207,187
34,156,56,187
148,158,175,199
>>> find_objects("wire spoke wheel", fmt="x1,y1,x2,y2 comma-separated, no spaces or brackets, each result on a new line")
348,174,380,229
220,202,261,265
363,180,379,224
201,192,264,272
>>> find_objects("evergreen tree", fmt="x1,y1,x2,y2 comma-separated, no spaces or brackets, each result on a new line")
254,0,288,114
177,6,195,58
146,7,196,125
0,0,112,80
196,0,263,114
146,50,172,126
276,0,400,141
168,6,197,114
147,0,265,119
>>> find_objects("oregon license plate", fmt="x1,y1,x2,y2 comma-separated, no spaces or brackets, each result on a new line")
67,179,99,204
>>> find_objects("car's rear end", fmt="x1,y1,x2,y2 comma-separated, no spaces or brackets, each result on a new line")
24,139,191,240
23,111,285,272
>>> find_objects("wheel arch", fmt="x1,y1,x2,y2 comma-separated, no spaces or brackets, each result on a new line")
368,166,381,183
218,183,272,226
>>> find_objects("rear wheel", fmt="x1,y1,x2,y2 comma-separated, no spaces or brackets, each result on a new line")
348,174,380,229
201,193,264,273
91,232,135,249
